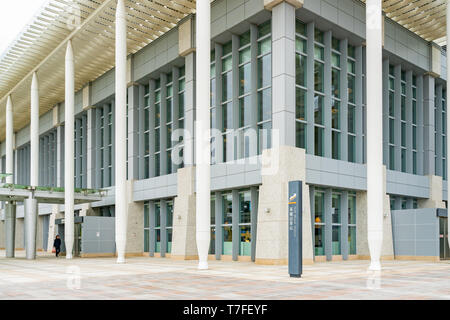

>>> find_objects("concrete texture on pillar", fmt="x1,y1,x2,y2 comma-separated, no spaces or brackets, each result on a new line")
429,43,441,78
125,180,144,256
171,166,198,260
47,205,59,252
24,198,38,259
356,166,394,260
418,175,446,209
271,1,296,147
15,218,24,250
5,203,16,257
255,146,313,265
178,15,195,57
423,75,435,175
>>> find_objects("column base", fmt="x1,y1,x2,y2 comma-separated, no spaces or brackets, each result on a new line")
197,261,209,270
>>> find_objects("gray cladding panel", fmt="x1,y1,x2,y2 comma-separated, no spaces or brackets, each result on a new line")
391,208,439,257
81,216,115,254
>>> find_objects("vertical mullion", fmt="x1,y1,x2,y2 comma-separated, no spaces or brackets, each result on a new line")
324,188,332,261
111,100,116,186
149,79,156,178
172,67,180,174
417,75,424,175
138,85,145,179
250,24,259,158
160,200,167,257
355,46,363,164
160,74,168,176
232,34,240,161
250,186,258,262
436,85,443,177
382,58,390,167
341,191,349,260
215,43,223,163
324,31,332,159
339,39,348,162
394,65,401,171
306,22,315,154
406,71,413,173
149,201,155,257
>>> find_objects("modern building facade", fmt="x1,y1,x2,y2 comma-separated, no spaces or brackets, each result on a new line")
0,0,449,265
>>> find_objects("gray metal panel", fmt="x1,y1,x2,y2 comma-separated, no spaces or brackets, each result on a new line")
81,216,115,254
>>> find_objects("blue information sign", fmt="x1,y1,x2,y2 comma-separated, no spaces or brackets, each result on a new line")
288,181,302,278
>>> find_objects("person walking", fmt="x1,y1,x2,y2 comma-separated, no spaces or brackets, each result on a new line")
53,235,61,258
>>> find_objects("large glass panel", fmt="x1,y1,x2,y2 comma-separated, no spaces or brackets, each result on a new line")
348,75,355,103
222,72,232,102
315,127,324,156
239,191,251,224
332,100,340,129
239,63,251,95
314,95,324,125
348,135,355,163
296,88,306,121
296,122,306,149
240,225,251,256
296,54,307,87
389,91,395,117
258,37,271,55
258,54,271,88
332,131,340,160
222,193,233,225
332,69,340,98
223,226,233,255
222,102,233,132
315,225,325,256
348,226,356,255
239,47,251,64
348,196,356,224
258,88,272,122
239,96,252,128
332,226,341,255
314,192,324,224
332,194,341,223
348,105,355,133
314,62,324,92
296,20,306,36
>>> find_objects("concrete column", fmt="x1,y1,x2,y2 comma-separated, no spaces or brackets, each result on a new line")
255,146,313,265
5,96,15,257
64,40,75,260
271,1,296,147
184,52,196,166
195,0,211,270
128,85,140,180
423,75,436,175
6,96,14,183
115,0,128,264
30,72,39,187
5,203,16,258
366,0,384,271
25,72,39,260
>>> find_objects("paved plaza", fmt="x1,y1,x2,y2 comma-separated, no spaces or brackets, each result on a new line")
0,250,449,300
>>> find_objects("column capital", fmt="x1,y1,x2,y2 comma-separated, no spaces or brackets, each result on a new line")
428,42,441,78
178,14,195,57
264,0,303,11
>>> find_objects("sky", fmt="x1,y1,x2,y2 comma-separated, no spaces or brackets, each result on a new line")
0,0,48,56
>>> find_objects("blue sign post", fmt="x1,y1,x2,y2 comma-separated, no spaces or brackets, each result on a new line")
288,181,302,278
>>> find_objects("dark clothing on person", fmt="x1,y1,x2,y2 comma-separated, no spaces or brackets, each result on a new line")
53,238,61,257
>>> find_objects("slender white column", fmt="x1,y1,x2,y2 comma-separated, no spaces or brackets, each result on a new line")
64,40,75,260
30,72,39,187
195,0,211,270
6,96,13,183
115,0,128,264
366,0,383,271
447,0,450,249
5,95,16,258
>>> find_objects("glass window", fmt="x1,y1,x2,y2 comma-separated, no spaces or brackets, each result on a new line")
314,95,324,125
332,69,340,98
332,131,340,160
258,54,271,88
332,100,340,129
296,20,306,36
296,54,307,87
314,62,324,92
315,127,324,157
296,122,306,149
296,88,306,121
314,29,324,43
314,191,325,256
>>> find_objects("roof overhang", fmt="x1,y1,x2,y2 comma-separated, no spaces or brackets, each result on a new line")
0,0,195,142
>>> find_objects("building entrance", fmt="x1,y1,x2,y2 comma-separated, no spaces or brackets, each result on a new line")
439,217,449,260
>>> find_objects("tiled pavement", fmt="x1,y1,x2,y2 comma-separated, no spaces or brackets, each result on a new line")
0,250,449,300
